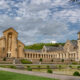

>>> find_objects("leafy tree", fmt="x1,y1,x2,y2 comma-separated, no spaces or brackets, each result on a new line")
24,43,65,50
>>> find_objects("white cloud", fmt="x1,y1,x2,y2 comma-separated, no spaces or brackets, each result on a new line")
0,0,79,45
0,0,9,9
31,0,51,5
51,41,57,43
53,9,80,23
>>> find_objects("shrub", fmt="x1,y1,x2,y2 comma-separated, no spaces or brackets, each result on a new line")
38,66,41,69
27,67,32,71
72,62,78,65
3,57,6,61
71,59,73,62
77,66,80,69
69,65,72,69
9,65,16,69
73,71,80,76
39,58,43,62
27,66,30,68
47,65,50,69
61,59,64,62
47,69,53,74
21,59,32,64
59,65,62,69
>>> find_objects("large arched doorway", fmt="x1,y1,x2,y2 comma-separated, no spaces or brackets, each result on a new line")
7,32,12,58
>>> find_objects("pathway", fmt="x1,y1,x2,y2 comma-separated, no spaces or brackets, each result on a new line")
0,67,80,80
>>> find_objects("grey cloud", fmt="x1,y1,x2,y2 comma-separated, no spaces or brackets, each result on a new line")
0,0,79,45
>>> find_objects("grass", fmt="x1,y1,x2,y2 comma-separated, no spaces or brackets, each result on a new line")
24,43,65,50
0,71,58,80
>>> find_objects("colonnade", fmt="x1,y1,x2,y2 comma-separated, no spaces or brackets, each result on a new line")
25,51,77,60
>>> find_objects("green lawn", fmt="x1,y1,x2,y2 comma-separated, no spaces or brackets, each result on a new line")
0,71,58,80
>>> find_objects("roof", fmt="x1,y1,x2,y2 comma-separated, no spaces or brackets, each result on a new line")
71,40,77,47
43,46,63,52
25,49,41,53
0,36,5,40
3,27,18,34
18,40,25,46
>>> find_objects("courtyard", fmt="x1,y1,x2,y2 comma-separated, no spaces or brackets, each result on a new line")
0,64,80,80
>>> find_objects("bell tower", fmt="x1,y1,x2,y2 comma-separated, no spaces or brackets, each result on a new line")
77,31,80,61
3,28,18,58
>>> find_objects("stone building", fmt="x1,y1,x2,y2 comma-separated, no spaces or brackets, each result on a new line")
0,28,25,58
0,28,80,63
25,32,80,63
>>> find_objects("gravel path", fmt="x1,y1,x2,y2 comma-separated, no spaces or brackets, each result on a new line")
0,67,80,80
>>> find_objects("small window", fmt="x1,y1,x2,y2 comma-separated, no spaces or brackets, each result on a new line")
74,47,76,49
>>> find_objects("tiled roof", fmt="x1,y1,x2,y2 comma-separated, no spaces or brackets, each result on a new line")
44,46,63,52
25,49,41,53
71,40,77,47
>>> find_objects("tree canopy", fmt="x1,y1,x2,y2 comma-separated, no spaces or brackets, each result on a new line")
24,43,65,50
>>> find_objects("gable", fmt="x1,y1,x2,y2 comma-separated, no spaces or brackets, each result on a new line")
3,28,18,35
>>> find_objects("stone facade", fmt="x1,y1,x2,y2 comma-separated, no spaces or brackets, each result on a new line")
0,28,24,58
0,28,80,63
25,32,80,63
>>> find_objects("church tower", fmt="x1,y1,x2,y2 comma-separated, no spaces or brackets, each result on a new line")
77,31,80,61
3,28,18,58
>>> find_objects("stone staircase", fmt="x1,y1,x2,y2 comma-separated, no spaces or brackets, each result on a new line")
14,59,21,64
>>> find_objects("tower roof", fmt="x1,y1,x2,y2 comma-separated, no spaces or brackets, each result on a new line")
3,27,18,34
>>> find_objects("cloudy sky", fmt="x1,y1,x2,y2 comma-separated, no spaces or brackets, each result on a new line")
0,0,80,45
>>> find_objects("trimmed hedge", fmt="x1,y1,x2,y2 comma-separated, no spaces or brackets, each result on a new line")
47,69,53,74
47,65,50,69
3,57,6,61
21,59,32,64
9,65,16,69
27,67,32,71
72,62,78,65
77,66,80,69
73,71,80,76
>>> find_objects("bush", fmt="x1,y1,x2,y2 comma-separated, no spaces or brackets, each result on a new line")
73,71,80,76
77,66,80,69
39,58,43,62
61,59,64,62
9,65,16,69
21,59,32,64
3,57,6,61
38,66,41,69
72,62,78,65
47,65,50,69
59,65,62,69
69,65,72,69
27,67,32,71
27,66,30,68
47,69,53,74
